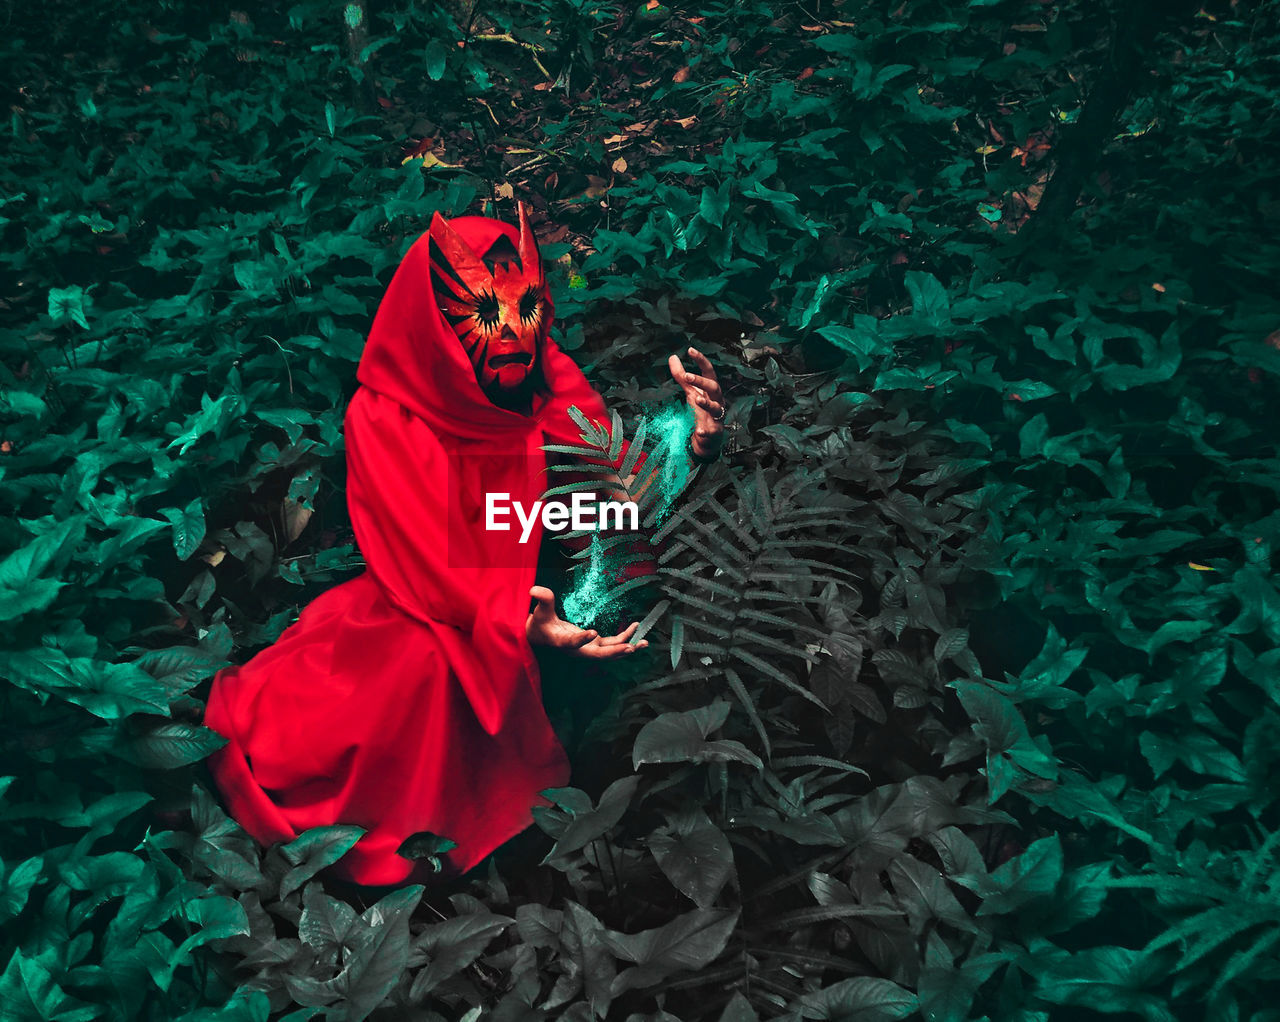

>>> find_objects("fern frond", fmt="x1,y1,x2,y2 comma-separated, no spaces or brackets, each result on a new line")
704,496,763,553
539,479,631,500
737,608,829,640
725,666,773,762
741,589,830,607
750,571,852,589
659,567,742,602
808,793,863,813
1209,926,1280,1000
567,404,606,442
661,537,750,583
731,626,821,664
755,549,864,574
618,416,649,479
748,904,900,932
629,598,670,644
660,592,737,623
679,619,733,641
540,442,611,459
683,639,730,657
732,648,828,711
607,407,625,463
771,755,868,777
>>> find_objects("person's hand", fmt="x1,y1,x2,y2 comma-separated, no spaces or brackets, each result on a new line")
525,586,649,659
667,346,725,460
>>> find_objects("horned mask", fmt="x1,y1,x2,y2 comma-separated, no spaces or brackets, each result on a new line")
428,201,549,403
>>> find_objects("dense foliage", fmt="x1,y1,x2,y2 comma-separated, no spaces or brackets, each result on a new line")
2,0,1278,1019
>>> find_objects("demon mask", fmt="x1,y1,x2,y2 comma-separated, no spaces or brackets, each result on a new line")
428,202,549,407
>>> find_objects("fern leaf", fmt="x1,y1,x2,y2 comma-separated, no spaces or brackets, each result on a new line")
731,626,821,664
732,648,829,711
770,755,868,777
1209,926,1280,1000
737,607,829,640
629,598,670,645
660,567,742,602
540,442,611,459
725,666,772,762
749,903,899,932
618,416,649,479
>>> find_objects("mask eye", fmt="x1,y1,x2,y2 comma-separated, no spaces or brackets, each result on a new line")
475,291,500,327
519,286,542,324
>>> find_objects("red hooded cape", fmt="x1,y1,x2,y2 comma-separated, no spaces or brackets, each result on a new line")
203,214,611,885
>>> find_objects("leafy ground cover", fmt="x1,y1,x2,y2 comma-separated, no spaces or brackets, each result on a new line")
2,0,1278,1019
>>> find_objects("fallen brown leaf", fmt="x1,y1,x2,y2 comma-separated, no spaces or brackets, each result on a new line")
283,498,313,542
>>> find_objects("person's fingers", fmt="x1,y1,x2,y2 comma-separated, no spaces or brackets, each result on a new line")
594,621,639,646
694,395,724,418
585,641,637,659
682,371,721,398
667,353,685,382
570,628,599,649
687,346,717,378
529,586,558,619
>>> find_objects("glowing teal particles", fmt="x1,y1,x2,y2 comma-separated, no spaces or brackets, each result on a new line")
562,531,614,628
559,402,697,628
641,401,696,527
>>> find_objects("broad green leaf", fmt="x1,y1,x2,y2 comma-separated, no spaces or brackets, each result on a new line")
161,497,206,559
648,808,733,908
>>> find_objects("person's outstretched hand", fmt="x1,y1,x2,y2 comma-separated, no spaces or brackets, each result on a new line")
667,345,725,460
526,586,649,659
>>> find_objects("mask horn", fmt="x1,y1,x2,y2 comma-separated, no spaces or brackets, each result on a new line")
516,201,541,281
428,211,489,297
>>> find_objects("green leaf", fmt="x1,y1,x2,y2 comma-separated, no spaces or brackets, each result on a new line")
341,886,422,1022
424,38,447,81
167,894,252,985
648,808,734,908
699,183,729,228
277,825,365,899
1030,945,1176,1022
0,856,44,925
974,835,1064,915
796,976,918,1021
669,616,684,667
604,907,739,986
409,910,515,999
299,883,359,954
48,285,90,329
543,775,640,863
633,701,763,772
545,900,616,1013
161,498,206,559
904,271,951,330
0,950,97,1022
0,519,84,622
121,722,227,768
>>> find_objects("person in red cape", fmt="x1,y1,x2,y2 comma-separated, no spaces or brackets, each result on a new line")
202,202,726,886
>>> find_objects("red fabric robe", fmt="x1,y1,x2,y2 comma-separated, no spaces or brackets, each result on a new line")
202,215,613,886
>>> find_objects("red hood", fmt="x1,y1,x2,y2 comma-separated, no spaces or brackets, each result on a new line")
357,215,592,442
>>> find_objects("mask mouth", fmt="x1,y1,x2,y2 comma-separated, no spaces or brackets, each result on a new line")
488,352,533,369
